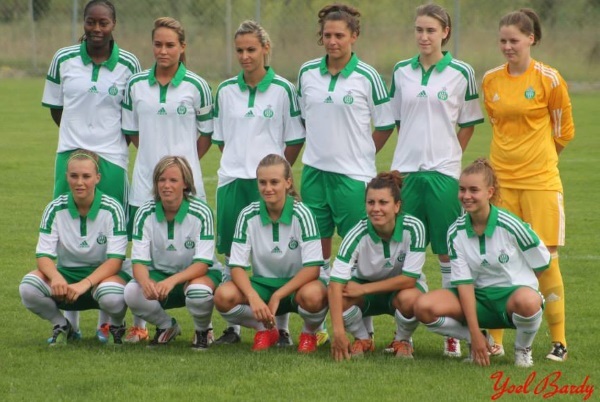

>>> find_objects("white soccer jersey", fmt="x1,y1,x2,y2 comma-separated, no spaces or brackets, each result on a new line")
36,191,127,268
448,206,551,289
131,197,215,275
390,52,484,179
42,41,141,170
212,67,305,187
229,197,324,279
297,54,395,182
331,214,428,291
122,63,213,206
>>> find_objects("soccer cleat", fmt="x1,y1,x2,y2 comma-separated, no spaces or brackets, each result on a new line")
546,342,568,362
464,330,495,363
123,326,149,343
297,333,317,354
191,329,212,351
252,327,279,351
444,336,461,357
148,318,181,347
515,347,534,368
316,329,330,347
490,343,506,357
48,321,74,347
47,328,81,344
390,339,414,359
276,329,294,347
214,327,241,345
109,324,126,345
96,322,111,344
350,339,375,358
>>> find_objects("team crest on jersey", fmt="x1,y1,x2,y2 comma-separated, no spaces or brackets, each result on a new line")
96,233,107,245
157,107,167,115
524,86,535,99
437,88,448,101
396,252,406,264
288,237,299,250
263,106,274,118
324,96,333,104
108,84,119,96
177,103,187,115
498,251,509,264
184,237,195,249
343,92,354,105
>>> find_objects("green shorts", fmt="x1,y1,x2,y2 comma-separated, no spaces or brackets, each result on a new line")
448,286,545,329
351,277,426,317
146,269,222,310
216,179,260,255
301,165,366,238
401,171,460,255
249,276,327,315
54,151,128,207
56,266,128,311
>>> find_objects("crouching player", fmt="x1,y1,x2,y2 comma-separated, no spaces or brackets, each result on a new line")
329,171,427,361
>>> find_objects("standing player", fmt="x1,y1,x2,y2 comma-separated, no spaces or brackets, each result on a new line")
211,20,305,346
329,172,427,361
389,3,484,357
214,155,328,353
482,8,575,361
41,0,141,342
19,150,129,345
415,159,550,367
124,156,220,349
297,3,395,339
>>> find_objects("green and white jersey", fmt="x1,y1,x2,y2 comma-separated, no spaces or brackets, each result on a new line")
331,214,427,291
390,52,484,179
122,63,213,206
297,54,395,182
230,196,324,279
131,197,215,275
36,190,127,269
448,205,551,289
212,67,305,187
42,41,141,170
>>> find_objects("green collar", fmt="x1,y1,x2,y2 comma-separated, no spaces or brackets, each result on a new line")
410,50,452,72
237,66,275,92
155,198,190,223
319,53,359,78
79,40,119,71
68,189,103,219
367,214,404,244
148,62,187,87
260,195,294,226
465,205,499,238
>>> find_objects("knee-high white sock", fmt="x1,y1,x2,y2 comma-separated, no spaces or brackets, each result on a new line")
440,262,452,289
123,282,172,329
223,257,241,335
298,306,328,334
64,311,80,331
132,315,146,328
185,284,214,331
275,313,290,331
342,305,370,339
363,316,374,334
97,310,110,328
513,309,543,350
19,274,66,327
95,282,127,326
220,304,264,331
394,310,419,341
425,317,470,342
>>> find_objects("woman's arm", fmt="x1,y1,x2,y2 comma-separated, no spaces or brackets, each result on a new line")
155,261,208,301
457,126,475,152
65,258,123,303
457,284,490,366
267,266,319,315
37,256,67,300
231,267,273,325
328,281,351,361
342,274,416,298
372,128,394,153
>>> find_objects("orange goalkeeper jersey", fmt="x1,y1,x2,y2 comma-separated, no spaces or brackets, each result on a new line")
482,60,574,191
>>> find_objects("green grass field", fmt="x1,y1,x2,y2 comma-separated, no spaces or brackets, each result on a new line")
1,78,598,401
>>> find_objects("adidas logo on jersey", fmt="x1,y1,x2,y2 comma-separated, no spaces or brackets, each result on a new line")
245,110,255,118
166,244,177,251
492,93,500,102
271,246,282,254
384,260,393,269
417,90,427,98
88,86,99,94
324,96,333,104
78,240,90,248
480,259,490,268
157,107,167,115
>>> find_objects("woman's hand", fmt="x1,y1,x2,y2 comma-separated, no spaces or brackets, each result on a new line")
267,292,282,319
50,275,69,302
140,279,159,301
65,280,91,303
342,281,365,298
249,294,274,327
470,331,491,366
331,332,352,362
155,277,177,301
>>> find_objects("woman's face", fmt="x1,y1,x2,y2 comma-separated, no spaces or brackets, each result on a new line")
458,173,494,214
257,164,291,209
366,188,400,230
157,165,186,206
83,4,115,49
498,24,534,66
414,15,448,58
67,159,100,203
235,33,269,77
153,27,185,71
322,20,357,63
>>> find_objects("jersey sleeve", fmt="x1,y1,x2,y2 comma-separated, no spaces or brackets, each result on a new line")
211,83,225,145
457,65,484,127
106,203,127,259
548,72,575,148
330,237,360,284
368,74,395,131
131,210,152,266
121,77,139,135
193,205,215,266
449,233,474,286
41,50,64,109
196,80,214,136
389,68,402,124
36,201,60,259
296,70,307,120
282,82,306,145
229,213,252,270
514,222,552,273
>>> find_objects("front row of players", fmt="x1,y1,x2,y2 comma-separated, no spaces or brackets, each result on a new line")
20,150,550,366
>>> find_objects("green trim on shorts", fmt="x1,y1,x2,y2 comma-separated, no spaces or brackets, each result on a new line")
55,267,128,311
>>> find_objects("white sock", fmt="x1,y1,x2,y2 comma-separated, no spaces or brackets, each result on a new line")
94,282,126,326
123,281,172,329
513,309,543,350
223,257,241,335
394,310,419,341
97,310,110,328
132,315,146,328
275,313,289,331
220,304,264,331
363,316,374,334
440,262,452,289
425,317,470,341
19,274,66,327
298,306,328,334
64,311,80,331
342,305,369,339
185,284,214,331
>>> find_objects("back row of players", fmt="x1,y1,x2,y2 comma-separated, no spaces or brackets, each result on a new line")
23,0,574,366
